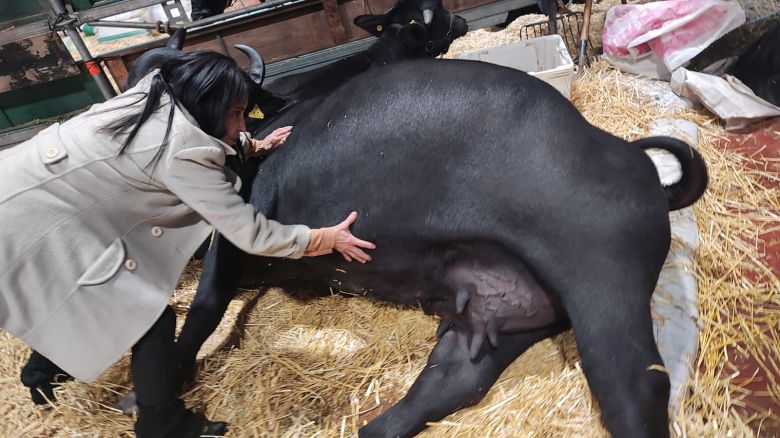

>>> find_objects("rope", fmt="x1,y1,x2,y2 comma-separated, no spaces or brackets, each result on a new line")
47,11,76,32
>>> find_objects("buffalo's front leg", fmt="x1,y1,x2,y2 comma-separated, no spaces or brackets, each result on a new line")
360,324,564,438
175,234,247,385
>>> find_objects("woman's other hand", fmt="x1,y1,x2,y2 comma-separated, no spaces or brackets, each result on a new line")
305,211,376,263
247,126,293,156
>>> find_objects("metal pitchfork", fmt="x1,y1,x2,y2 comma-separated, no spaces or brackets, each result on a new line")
578,0,594,72
519,0,591,67
521,0,629,73
577,0,629,72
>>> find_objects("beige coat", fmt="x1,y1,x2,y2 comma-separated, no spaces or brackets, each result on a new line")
0,73,310,382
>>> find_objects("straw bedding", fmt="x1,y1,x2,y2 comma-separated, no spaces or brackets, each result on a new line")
2,8,779,438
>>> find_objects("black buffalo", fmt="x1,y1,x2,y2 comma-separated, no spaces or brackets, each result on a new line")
176,58,708,438
267,0,467,94
727,22,780,107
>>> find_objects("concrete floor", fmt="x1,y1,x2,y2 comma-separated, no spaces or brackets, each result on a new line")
721,118,780,436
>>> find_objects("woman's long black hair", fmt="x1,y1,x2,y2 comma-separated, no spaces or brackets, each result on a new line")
100,50,252,156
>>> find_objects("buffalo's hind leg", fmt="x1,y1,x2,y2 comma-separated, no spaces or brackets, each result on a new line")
561,275,670,437
359,325,564,438
175,234,247,385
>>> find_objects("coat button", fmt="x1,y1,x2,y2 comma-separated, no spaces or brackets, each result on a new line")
125,259,138,271
45,147,59,158
151,226,163,237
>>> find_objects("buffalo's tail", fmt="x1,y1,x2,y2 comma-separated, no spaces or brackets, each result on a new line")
633,136,708,211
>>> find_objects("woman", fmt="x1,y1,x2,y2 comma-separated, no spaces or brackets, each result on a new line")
0,50,374,436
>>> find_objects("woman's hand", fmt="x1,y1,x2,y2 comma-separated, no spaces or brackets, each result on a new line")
331,211,376,263
305,211,376,263
247,126,293,156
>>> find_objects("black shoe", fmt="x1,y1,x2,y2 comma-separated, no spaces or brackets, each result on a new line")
29,383,54,405
200,421,227,437
135,396,228,438
27,371,73,405
21,351,73,405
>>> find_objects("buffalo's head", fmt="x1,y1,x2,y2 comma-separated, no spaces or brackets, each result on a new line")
123,27,188,91
122,28,284,141
123,28,269,92
354,0,468,57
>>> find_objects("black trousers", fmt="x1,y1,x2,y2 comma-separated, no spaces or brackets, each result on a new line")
190,0,230,20
22,306,205,438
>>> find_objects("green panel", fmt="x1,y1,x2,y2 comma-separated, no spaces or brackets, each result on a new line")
0,0,51,27
0,0,95,27
0,69,105,127
0,110,11,130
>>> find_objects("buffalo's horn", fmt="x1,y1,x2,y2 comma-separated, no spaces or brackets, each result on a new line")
436,319,452,338
123,48,183,90
469,331,484,360
455,288,470,314
486,316,499,348
234,44,266,87
423,9,433,25
166,27,186,50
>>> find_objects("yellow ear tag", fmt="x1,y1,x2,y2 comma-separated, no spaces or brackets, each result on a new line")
376,24,383,32
248,104,264,119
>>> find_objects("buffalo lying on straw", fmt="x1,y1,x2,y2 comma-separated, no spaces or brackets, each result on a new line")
2,13,778,436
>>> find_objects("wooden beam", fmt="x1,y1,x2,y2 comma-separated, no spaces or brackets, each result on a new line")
104,58,129,90
321,0,350,45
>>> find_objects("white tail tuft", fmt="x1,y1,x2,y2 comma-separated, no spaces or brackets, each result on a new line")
645,148,683,186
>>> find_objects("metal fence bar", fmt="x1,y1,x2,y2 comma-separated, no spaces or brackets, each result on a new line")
0,0,168,44
48,0,118,99
1,0,534,147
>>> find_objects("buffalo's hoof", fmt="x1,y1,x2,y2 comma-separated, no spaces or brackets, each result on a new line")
113,390,138,415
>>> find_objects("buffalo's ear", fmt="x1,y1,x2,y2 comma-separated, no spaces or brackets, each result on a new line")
250,89,290,119
354,14,386,36
244,89,290,133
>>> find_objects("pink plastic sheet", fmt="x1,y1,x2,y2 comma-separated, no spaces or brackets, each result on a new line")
602,0,745,79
